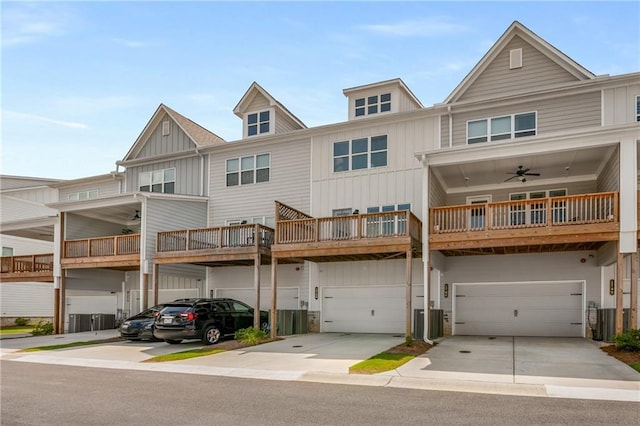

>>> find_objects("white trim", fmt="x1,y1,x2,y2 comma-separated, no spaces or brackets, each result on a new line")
466,194,492,204
451,280,586,337
243,108,275,139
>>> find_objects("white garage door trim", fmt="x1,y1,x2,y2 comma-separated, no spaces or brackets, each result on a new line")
452,280,586,337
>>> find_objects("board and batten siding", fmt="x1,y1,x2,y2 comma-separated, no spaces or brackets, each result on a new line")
58,179,122,201
208,139,311,225
440,251,601,312
596,146,619,193
457,35,580,102
1,282,54,317
136,112,198,159
311,117,438,218
450,92,601,148
145,198,207,259
126,156,205,196
602,83,640,125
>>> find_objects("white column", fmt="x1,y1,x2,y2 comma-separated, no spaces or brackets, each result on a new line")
619,137,637,253
421,156,433,343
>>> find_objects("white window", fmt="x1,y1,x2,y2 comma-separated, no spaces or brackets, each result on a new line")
333,135,388,172
226,153,270,186
139,168,175,193
636,96,640,122
467,112,536,144
247,110,270,137
355,93,391,117
68,190,99,201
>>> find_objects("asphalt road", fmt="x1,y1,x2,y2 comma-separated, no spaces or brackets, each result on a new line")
1,361,638,425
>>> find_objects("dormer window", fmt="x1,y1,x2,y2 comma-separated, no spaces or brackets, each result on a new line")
355,93,391,117
247,110,270,136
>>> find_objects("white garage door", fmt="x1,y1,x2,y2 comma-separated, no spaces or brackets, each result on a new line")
215,287,300,311
322,286,405,333
454,281,584,337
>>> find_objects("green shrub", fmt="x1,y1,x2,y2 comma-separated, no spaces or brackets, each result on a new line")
405,335,414,347
31,320,54,336
235,327,268,345
613,329,640,351
14,317,30,326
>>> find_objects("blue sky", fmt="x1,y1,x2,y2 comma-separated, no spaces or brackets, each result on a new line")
2,1,639,180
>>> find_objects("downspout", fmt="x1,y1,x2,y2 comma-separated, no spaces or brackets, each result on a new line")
421,154,434,344
134,192,149,312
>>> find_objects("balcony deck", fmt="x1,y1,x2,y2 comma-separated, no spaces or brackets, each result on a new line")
154,224,277,266
61,234,140,270
270,202,422,262
0,254,54,282
430,192,619,256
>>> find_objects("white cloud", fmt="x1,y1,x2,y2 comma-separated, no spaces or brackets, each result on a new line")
3,110,88,129
111,38,156,48
358,18,470,38
1,3,75,48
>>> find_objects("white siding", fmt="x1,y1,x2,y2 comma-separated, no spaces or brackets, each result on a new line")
458,35,581,101
1,188,59,222
145,198,207,258
209,138,311,225
58,179,121,200
136,112,196,159
602,83,640,125
312,116,439,219
0,282,54,317
596,146,620,192
0,235,53,255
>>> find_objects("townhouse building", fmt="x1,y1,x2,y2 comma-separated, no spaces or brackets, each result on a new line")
1,21,638,340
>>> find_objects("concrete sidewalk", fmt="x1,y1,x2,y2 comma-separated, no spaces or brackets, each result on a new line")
1,331,638,402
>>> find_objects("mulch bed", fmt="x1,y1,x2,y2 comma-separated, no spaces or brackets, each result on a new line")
385,339,434,356
601,345,640,365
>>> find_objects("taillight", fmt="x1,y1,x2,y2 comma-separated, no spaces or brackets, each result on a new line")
180,312,197,321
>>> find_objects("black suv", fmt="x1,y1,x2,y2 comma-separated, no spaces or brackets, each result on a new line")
153,298,268,345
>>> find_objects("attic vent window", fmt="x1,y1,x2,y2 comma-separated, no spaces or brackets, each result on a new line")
509,48,523,69
162,120,170,136
355,93,391,117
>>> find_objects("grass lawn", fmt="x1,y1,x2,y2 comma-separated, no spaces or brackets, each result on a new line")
0,326,34,335
20,337,123,352
143,347,226,362
349,353,416,374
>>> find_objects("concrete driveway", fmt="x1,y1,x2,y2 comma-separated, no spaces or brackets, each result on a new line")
394,336,640,389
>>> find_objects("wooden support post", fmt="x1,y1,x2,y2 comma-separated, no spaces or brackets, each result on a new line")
59,274,66,334
153,263,159,306
142,274,149,311
270,258,278,339
615,250,624,335
254,253,261,329
405,250,413,339
630,251,638,329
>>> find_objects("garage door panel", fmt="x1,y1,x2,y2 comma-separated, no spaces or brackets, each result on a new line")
454,282,583,337
323,286,405,333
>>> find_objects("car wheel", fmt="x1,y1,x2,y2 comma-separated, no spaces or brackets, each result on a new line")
165,339,182,344
202,326,221,345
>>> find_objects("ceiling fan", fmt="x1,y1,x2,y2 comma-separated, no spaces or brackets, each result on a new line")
132,210,141,220
504,165,540,183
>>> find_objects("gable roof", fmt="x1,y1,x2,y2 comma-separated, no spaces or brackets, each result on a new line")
233,82,306,129
122,104,226,162
444,21,596,104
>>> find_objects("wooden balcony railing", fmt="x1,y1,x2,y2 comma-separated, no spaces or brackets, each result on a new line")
63,234,141,258
430,192,618,234
276,210,422,244
157,224,274,253
1,254,54,273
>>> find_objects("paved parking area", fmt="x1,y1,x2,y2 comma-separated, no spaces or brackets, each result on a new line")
2,331,638,401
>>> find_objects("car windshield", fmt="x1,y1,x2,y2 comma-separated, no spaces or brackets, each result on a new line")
138,305,163,317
